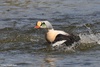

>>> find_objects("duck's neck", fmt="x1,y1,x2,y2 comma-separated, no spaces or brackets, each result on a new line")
47,28,54,31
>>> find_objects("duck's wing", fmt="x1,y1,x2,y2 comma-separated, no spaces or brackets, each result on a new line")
52,34,80,46
52,40,66,47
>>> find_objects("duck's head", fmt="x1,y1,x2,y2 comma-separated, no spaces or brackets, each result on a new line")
35,21,53,30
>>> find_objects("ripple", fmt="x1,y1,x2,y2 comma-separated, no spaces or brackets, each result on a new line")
0,0,100,67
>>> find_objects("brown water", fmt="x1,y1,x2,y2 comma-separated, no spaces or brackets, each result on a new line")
0,0,100,67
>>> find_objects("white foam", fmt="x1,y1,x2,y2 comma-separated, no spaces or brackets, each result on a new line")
79,33,100,44
97,40,100,44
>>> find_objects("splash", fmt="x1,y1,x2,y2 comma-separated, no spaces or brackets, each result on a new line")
79,33,100,44
51,42,80,52
79,24,100,44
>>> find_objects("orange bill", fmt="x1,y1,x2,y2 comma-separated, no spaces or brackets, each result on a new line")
34,26,40,28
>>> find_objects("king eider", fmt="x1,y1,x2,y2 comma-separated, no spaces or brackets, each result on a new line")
35,21,80,47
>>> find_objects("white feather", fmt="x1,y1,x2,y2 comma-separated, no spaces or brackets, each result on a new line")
52,40,66,47
49,29,69,35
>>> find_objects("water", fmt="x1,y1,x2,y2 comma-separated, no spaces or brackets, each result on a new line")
0,0,100,67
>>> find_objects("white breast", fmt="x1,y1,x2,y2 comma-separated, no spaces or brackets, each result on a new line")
46,29,69,42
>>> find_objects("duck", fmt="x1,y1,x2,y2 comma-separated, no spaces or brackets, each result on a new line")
35,21,80,47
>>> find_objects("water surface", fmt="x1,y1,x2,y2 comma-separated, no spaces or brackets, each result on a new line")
0,0,100,67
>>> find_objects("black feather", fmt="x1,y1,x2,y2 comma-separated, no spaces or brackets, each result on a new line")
53,34,80,46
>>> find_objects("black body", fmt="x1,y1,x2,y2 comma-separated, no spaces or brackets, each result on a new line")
53,34,80,46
